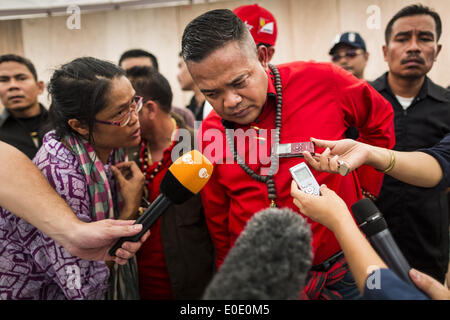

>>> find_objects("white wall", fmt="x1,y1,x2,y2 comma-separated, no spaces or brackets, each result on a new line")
12,0,450,108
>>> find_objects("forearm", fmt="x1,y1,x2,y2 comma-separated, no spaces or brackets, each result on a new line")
333,215,387,294
366,146,443,187
0,142,83,245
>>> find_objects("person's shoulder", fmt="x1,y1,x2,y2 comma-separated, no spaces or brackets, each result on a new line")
172,105,195,128
33,131,80,175
0,108,9,127
277,60,333,73
363,268,429,300
200,109,224,132
276,60,341,84
426,78,450,103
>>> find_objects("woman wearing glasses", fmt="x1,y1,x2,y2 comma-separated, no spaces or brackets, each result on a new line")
0,57,149,299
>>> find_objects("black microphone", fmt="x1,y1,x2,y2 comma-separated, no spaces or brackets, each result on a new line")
351,198,415,286
203,207,312,300
109,150,213,257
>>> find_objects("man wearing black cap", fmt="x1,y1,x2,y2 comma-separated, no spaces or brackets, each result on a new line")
329,32,369,80
329,33,370,143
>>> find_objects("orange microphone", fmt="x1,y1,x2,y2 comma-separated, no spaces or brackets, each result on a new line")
109,150,213,256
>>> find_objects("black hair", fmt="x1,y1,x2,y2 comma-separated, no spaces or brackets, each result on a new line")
0,54,38,81
385,4,442,43
118,49,159,71
47,57,125,144
181,9,252,62
126,66,172,113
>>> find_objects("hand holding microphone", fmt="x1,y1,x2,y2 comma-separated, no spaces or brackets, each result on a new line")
351,198,415,286
291,182,419,294
109,150,213,257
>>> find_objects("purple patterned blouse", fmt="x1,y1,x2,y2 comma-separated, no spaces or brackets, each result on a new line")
0,131,110,300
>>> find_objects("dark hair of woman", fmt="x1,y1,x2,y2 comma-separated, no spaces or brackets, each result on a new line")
47,57,125,145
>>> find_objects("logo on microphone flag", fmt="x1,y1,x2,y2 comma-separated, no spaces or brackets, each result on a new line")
169,150,213,194
199,168,210,179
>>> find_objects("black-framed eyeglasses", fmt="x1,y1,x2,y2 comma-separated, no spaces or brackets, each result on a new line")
331,49,363,62
95,95,143,127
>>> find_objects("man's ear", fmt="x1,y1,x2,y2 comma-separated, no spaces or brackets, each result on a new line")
37,80,45,95
382,44,388,62
435,44,442,60
68,119,89,136
143,100,158,120
267,46,275,62
257,45,269,69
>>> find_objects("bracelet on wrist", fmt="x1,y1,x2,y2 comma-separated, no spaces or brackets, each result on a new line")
378,149,395,174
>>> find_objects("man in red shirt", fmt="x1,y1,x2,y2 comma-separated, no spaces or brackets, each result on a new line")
233,4,277,66
126,66,215,299
182,9,395,299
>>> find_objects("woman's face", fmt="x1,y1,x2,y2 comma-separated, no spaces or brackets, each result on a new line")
92,76,141,160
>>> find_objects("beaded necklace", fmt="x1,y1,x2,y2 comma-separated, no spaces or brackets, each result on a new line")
223,64,282,208
140,117,178,186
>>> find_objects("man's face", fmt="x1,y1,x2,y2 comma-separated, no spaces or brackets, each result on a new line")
120,56,154,70
330,44,368,79
177,56,195,91
186,41,268,125
0,61,43,115
383,14,441,80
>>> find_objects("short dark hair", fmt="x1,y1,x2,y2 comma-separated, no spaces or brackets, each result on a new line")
182,9,251,62
126,66,172,113
118,49,159,71
385,4,442,43
0,54,38,81
48,57,125,144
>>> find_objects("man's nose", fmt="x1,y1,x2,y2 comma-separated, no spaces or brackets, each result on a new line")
6,79,20,91
406,36,421,53
337,58,349,66
223,90,242,109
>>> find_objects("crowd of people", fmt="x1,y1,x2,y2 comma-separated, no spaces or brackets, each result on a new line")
0,3,449,300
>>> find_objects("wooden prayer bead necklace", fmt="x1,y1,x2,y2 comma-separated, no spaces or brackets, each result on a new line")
223,64,282,208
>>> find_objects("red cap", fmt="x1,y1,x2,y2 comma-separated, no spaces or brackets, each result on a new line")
233,4,277,46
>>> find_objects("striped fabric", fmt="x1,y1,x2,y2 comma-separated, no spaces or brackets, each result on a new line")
63,134,124,220
302,256,349,300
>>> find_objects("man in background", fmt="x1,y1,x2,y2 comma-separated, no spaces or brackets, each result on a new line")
234,3,278,66
372,4,450,283
119,49,195,128
177,52,206,122
329,32,370,140
329,32,369,80
119,49,159,71
126,66,214,299
0,54,47,159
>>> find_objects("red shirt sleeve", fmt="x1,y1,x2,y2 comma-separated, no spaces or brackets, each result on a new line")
331,64,395,196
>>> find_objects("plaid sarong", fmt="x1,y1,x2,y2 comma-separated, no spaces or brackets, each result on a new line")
302,255,349,300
